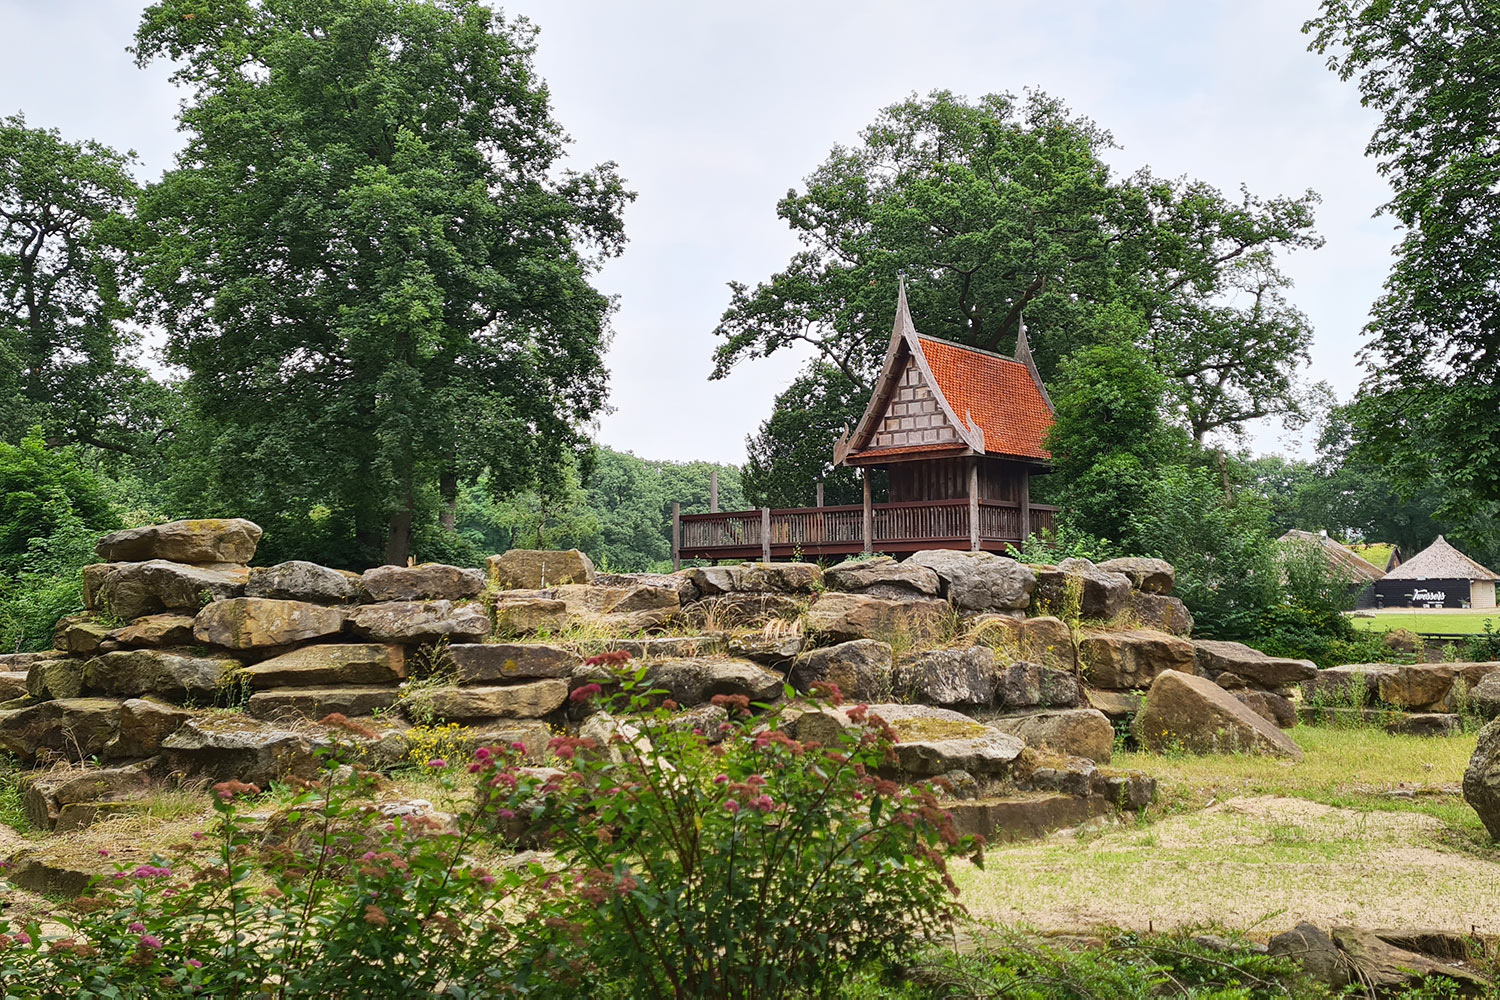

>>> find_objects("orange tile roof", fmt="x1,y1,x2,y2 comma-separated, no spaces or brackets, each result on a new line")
916,336,1053,460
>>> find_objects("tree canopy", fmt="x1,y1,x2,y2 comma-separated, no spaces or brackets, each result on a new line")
132,0,631,566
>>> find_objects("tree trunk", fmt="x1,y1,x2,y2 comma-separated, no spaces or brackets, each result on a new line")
439,467,458,533
385,490,415,566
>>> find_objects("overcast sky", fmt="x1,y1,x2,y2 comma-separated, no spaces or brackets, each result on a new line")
0,0,1395,465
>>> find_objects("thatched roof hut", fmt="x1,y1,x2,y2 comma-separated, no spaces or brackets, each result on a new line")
1377,535,1499,609
1279,529,1385,585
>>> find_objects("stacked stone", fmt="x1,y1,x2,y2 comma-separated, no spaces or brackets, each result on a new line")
1300,660,1500,735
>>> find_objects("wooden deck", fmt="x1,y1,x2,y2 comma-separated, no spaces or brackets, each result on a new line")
676,499,1057,563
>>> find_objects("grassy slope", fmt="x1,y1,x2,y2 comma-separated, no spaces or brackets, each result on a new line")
955,725,1499,935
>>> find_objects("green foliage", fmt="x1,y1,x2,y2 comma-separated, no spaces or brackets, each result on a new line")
1005,523,1111,565
489,673,976,998
843,930,1331,999
133,0,631,566
1305,3,1500,531
1463,620,1500,663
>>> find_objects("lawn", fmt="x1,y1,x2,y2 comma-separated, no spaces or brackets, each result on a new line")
1350,610,1500,634
956,724,1500,935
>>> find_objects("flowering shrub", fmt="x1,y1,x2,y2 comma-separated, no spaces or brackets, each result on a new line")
485,662,980,999
0,716,529,998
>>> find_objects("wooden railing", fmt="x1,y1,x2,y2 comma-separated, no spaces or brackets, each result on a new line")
676,500,1059,564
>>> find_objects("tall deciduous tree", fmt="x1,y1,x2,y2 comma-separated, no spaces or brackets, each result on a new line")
133,0,630,565
0,116,162,454
1306,1,1500,521
716,91,1323,493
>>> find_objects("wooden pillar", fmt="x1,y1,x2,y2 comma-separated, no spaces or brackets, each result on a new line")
761,506,772,564
862,471,873,555
710,469,719,513
671,502,681,571
815,481,824,509
1019,468,1032,545
814,481,825,547
968,458,980,551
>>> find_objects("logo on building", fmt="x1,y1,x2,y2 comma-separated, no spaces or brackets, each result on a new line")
1410,588,1447,603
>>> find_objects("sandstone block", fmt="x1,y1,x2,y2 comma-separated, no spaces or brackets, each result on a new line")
108,614,197,648
26,657,86,700
684,564,745,596
193,597,347,650
995,660,1080,709
1136,670,1303,759
347,601,491,644
977,614,1076,671
1378,663,1458,711
405,680,568,722
595,572,700,605
0,671,26,702
96,518,262,564
487,549,595,590
988,708,1115,763
1085,688,1142,721
1097,557,1176,594
447,643,576,683
0,698,123,762
1126,592,1194,636
1464,717,1500,841
493,595,568,635
246,561,359,603
824,556,941,599
727,632,804,666
1233,689,1297,728
247,686,401,721
572,656,784,706
53,616,110,656
1471,671,1500,720
790,640,893,702
1080,628,1195,689
736,562,823,594
95,560,249,621
908,549,1035,611
604,635,727,659
1031,559,1133,620
241,643,405,688
804,592,948,644
686,592,802,629
361,563,486,602
83,649,240,701
894,646,996,706
1192,639,1317,687
24,764,150,831
161,717,317,785
104,698,196,759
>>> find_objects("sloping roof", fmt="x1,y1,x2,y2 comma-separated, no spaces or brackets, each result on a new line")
835,281,1054,465
1349,542,1401,572
1384,535,1500,582
1279,529,1385,584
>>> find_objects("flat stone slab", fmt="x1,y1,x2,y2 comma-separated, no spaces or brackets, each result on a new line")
247,686,401,721
194,597,347,650
361,563,485,602
346,600,491,643
83,649,240,701
572,656,784,706
1080,628,1195,689
794,703,1024,777
246,561,359,603
96,518,262,564
1137,670,1303,759
447,643,576,682
241,643,405,687
405,680,568,722
108,613,198,648
602,635,727,659
1193,639,1317,687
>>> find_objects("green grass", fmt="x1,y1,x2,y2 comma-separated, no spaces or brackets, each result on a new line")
1351,610,1500,634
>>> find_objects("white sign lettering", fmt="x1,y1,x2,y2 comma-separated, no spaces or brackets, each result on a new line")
1411,588,1447,603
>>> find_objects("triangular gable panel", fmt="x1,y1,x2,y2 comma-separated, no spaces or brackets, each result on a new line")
868,355,964,451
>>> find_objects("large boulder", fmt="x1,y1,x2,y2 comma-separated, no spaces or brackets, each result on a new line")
1464,717,1500,841
193,598,347,650
246,561,358,603
361,563,486,602
1126,593,1194,637
26,656,87,700
104,698,197,759
82,649,240,701
241,644,405,688
1135,670,1303,759
1192,639,1317,688
572,656,784,706
53,616,110,656
976,614,1076,671
402,680,569,722
1097,557,1175,594
1267,923,1350,990
24,763,151,831
1302,662,1396,706
804,592,948,644
995,660,1081,709
795,703,1025,778
0,698,123,762
893,646,996,706
789,640,893,702
161,716,318,785
595,572,699,605
447,643,577,683
492,595,568,636
0,671,27,702
737,562,823,594
108,613,197,648
988,708,1115,764
907,550,1035,612
1379,663,1459,711
1079,628,1196,690
685,593,803,630
95,518,262,564
93,560,249,620
487,549,595,590
347,600,491,643
824,556,941,600
1032,558,1134,621
247,686,401,721
1471,671,1500,720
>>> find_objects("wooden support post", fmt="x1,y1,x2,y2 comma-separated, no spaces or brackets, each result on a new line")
862,472,873,555
815,481,824,509
761,507,772,564
814,481,825,546
1019,469,1032,546
710,469,719,513
968,458,980,551
671,502,681,571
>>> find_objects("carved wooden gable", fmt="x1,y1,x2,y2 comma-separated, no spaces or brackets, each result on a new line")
870,355,962,450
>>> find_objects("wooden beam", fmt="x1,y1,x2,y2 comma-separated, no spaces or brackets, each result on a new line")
862,472,873,555
815,481,824,509
968,458,980,551
671,502,681,571
710,469,719,513
1019,469,1031,547
761,507,772,564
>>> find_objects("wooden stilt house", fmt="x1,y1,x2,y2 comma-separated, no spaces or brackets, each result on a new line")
675,282,1057,565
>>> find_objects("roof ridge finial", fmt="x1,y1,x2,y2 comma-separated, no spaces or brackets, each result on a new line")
892,272,916,343
1014,310,1033,366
